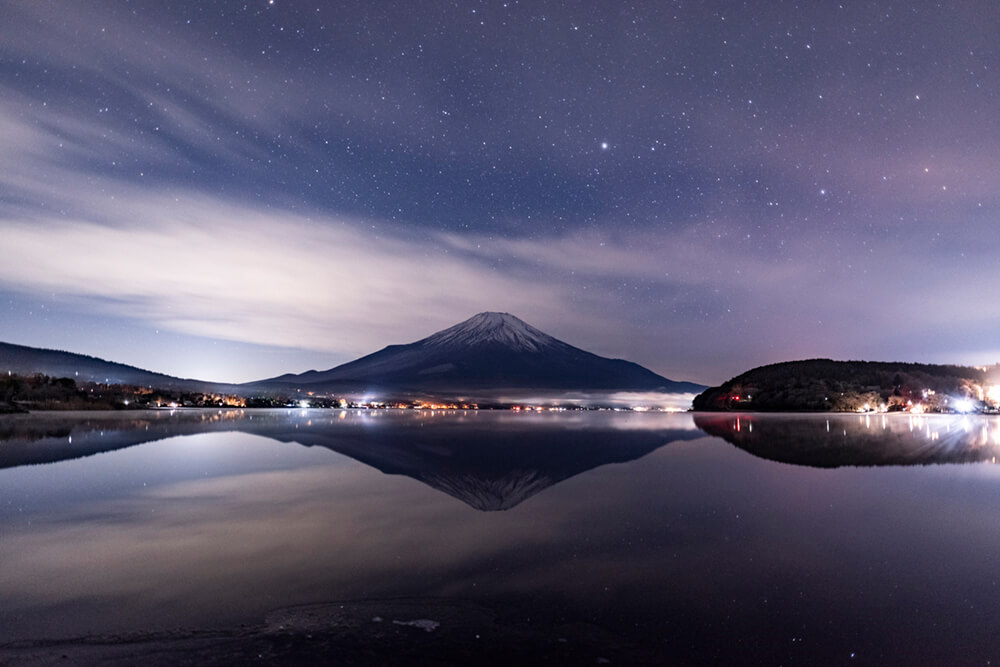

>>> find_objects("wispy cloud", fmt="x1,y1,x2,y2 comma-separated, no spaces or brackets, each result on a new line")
5,178,998,385
0,195,579,358
3,1,1000,385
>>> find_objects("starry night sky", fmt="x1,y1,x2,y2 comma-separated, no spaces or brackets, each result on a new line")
1,0,998,384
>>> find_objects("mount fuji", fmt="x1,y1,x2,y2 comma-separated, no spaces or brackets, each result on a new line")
256,312,703,397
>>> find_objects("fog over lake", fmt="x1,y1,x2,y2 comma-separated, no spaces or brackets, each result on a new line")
2,410,1000,665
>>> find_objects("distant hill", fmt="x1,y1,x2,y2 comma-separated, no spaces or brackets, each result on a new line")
692,358,998,412
0,341,233,393
253,312,704,397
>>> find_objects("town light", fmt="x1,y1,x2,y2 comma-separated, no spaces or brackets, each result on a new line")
987,385,1000,407
953,398,975,413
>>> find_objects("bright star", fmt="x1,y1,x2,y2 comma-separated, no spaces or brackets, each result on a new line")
600,141,609,150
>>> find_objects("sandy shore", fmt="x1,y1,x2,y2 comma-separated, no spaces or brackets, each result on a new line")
0,597,656,666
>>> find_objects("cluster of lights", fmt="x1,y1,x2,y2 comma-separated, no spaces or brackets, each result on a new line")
857,393,983,414
414,401,477,410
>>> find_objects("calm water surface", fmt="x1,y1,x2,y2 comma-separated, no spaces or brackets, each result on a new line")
2,409,1000,664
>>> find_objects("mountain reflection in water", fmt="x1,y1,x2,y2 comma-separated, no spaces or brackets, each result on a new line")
5,410,1000,664
6,410,999,490
694,412,1000,468
0,409,702,510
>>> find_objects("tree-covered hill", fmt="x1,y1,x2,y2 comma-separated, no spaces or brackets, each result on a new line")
692,359,999,412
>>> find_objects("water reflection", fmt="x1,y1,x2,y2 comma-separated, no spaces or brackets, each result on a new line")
0,409,702,510
4,410,1000,664
7,410,1000,483
0,410,706,646
694,412,1000,467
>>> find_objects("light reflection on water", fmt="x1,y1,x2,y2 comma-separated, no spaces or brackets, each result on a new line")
2,410,1000,664
694,412,1000,467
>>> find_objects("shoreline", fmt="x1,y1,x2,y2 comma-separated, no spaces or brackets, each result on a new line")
0,597,653,666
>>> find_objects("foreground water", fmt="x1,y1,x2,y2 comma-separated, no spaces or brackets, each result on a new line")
2,409,1000,664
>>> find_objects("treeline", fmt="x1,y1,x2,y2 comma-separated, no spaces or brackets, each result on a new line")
692,359,996,412
0,374,248,412
1,374,107,412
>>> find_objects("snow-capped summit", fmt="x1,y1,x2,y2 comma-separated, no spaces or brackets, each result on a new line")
256,312,705,395
420,312,557,353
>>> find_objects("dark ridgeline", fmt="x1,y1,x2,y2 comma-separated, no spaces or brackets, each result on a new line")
253,312,704,395
0,341,239,393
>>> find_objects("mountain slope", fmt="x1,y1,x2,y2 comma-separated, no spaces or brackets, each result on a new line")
0,341,232,392
258,312,703,394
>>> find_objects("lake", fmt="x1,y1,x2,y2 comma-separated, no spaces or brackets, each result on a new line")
1,409,999,665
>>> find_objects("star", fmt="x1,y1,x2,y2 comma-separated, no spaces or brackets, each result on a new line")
0,0,995,387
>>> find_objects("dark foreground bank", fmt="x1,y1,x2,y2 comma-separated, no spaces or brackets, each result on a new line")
0,598,654,666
